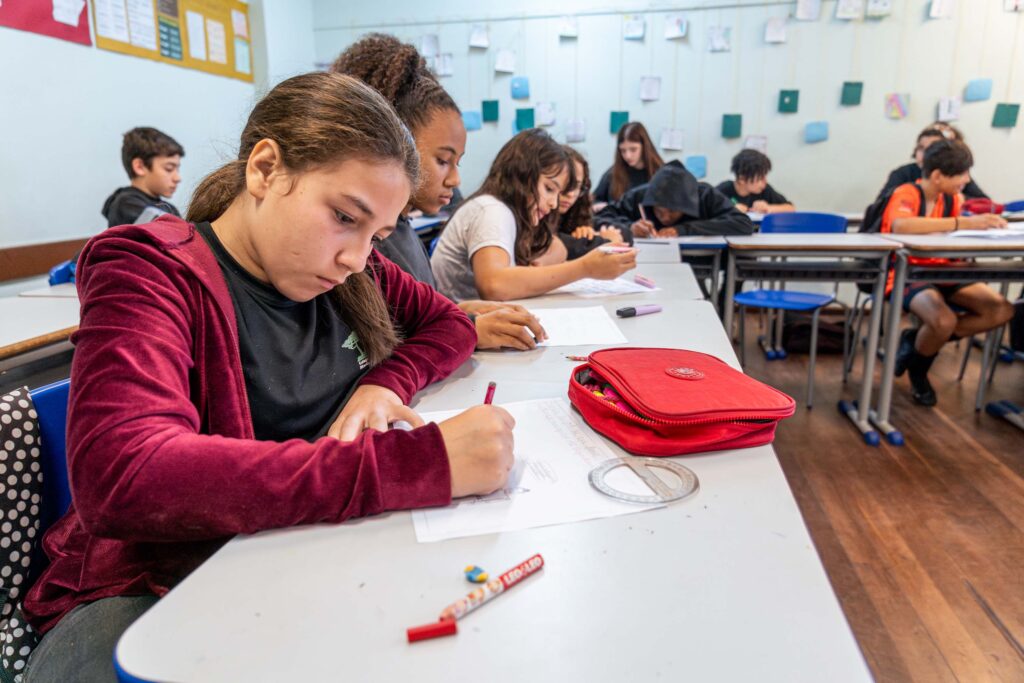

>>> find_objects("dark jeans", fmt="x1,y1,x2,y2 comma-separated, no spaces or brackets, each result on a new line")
24,595,158,683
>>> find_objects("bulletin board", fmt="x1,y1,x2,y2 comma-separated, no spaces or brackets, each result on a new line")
90,0,252,82
0,1,93,46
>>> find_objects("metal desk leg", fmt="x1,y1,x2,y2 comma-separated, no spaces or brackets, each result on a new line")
723,251,737,341
710,250,722,314
974,281,1011,411
869,253,907,445
838,257,885,446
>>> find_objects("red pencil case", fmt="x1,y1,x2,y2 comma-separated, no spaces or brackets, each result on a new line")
568,348,796,456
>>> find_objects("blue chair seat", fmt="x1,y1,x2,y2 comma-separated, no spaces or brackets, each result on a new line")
734,289,835,312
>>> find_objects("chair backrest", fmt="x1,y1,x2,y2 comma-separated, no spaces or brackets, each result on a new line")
760,212,848,234
1003,199,1024,212
428,235,441,256
47,259,75,286
28,379,72,532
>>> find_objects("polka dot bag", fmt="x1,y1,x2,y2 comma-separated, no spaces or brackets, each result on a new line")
0,388,43,682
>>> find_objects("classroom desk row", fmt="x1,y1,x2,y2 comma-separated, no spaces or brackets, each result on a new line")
115,260,871,683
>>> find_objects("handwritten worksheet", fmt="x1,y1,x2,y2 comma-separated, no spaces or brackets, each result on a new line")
412,399,661,542
532,307,628,346
549,278,658,298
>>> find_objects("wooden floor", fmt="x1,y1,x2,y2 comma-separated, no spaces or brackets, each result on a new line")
742,330,1024,683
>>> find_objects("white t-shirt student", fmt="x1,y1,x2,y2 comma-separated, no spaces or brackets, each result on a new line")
431,195,517,301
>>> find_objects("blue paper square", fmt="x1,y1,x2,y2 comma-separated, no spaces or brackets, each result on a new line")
965,78,993,102
805,121,829,143
462,111,482,131
511,76,530,99
685,155,708,179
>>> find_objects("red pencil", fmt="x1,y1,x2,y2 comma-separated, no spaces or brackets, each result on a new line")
484,381,497,405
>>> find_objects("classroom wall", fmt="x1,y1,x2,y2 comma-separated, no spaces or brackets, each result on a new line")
0,0,314,253
313,0,1024,213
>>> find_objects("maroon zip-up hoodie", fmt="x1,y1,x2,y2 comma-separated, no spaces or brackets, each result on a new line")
24,216,475,633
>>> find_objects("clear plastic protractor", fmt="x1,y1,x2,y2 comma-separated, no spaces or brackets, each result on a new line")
589,457,699,504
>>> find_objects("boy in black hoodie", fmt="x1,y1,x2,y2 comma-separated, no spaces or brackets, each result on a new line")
101,127,185,228
595,160,753,239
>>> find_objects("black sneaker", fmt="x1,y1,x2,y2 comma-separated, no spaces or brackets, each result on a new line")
893,327,919,378
907,351,937,407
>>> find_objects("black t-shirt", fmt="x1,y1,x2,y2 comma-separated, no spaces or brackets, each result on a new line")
877,163,988,200
375,215,436,287
593,165,651,203
101,186,180,228
197,222,367,442
715,181,790,208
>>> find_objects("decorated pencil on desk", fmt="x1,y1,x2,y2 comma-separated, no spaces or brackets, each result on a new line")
439,554,545,621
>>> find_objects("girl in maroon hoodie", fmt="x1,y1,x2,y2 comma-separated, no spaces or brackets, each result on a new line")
23,73,514,682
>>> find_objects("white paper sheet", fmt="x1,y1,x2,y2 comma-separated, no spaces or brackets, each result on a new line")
412,398,661,542
664,15,687,39
866,0,893,16
836,0,865,19
929,0,955,19
125,0,157,49
565,117,586,143
234,37,250,74
549,278,660,299
52,0,85,27
420,33,439,57
796,0,822,20
536,101,556,126
469,23,489,48
747,211,766,222
623,17,645,40
707,26,731,52
95,0,129,42
660,128,684,151
186,10,206,60
950,227,1024,238
639,76,661,102
938,96,961,122
432,53,453,76
495,48,516,73
744,135,768,153
558,15,578,38
531,306,628,346
206,18,227,64
231,8,247,38
764,17,787,43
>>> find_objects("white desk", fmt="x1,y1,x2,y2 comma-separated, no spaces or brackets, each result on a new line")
0,296,80,360
116,287,870,680
18,283,79,299
634,238,727,311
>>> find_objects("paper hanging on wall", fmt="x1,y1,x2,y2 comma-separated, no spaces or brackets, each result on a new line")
495,48,516,73
964,78,993,102
185,10,206,61
885,92,910,119
482,100,499,122
232,9,248,38
841,81,863,106
434,54,454,77
664,15,688,39
866,0,893,16
992,103,1020,128
469,23,489,49
744,135,768,154
52,0,86,27
566,118,586,142
420,34,440,57
722,114,742,139
511,76,530,99
805,121,829,143
639,76,661,102
234,37,250,74
206,18,226,64
610,111,630,134
685,155,708,179
929,0,955,19
516,108,535,132
462,111,482,131
127,0,158,50
937,96,961,122
765,18,787,44
796,0,822,20
559,16,579,38
624,16,645,40
536,102,556,126
1006,0,1024,10
836,0,865,19
96,0,130,42
779,90,799,113
707,26,731,52
660,128,684,151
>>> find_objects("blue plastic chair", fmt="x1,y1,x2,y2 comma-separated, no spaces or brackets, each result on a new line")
428,235,441,256
1003,199,1024,212
734,213,848,407
47,259,75,286
28,379,72,540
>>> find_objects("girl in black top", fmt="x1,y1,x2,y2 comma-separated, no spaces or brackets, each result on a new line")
592,122,664,206
557,146,626,259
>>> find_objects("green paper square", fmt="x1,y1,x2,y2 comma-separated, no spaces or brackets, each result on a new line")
482,100,499,122
778,90,799,113
993,103,1019,129
610,111,629,134
515,108,535,131
722,114,742,139
841,81,863,106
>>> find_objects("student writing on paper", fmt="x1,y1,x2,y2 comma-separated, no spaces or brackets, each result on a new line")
595,160,754,238
716,149,794,215
556,145,626,259
22,74,516,681
101,127,184,228
880,139,1012,406
877,124,988,201
332,34,547,350
591,122,664,208
431,129,636,301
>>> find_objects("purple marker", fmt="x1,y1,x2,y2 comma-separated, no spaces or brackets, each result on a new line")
616,305,662,318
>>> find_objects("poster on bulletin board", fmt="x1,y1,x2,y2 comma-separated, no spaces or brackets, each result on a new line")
90,0,252,82
0,0,93,46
